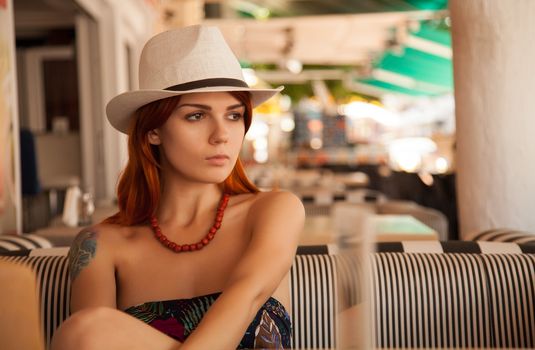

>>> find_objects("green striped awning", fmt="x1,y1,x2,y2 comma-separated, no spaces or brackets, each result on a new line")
353,78,441,97
353,20,453,97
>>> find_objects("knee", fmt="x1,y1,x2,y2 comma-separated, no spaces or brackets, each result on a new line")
51,307,117,350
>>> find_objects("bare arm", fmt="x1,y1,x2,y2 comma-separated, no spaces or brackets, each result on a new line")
68,226,117,312
55,225,183,350
181,191,305,350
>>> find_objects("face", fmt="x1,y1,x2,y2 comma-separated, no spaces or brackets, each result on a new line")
148,92,246,184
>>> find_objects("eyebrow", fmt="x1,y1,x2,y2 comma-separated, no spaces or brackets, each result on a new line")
176,103,245,111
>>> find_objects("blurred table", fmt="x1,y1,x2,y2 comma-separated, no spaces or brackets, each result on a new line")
300,216,336,245
372,214,438,241
300,214,438,245
333,172,369,190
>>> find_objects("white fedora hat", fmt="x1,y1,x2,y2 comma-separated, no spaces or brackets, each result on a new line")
106,25,283,134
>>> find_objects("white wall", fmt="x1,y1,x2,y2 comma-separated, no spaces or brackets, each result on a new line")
75,0,156,204
451,0,535,236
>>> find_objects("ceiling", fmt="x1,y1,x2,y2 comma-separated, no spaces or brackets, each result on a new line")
206,13,452,98
204,10,441,65
203,0,452,98
14,0,76,37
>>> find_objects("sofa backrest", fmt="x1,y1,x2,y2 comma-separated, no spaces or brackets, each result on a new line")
0,235,53,252
371,251,535,348
466,228,535,244
1,243,534,349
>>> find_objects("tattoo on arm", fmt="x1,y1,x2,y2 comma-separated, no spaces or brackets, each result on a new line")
68,229,98,281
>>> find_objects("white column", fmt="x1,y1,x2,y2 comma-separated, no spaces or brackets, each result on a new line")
451,0,535,236
75,0,156,203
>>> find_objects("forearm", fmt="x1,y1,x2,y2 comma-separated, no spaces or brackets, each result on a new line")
178,192,302,349
180,279,271,350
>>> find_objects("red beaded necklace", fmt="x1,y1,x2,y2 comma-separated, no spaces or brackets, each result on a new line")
149,193,230,253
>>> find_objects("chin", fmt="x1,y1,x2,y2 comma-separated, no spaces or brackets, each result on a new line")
197,168,233,184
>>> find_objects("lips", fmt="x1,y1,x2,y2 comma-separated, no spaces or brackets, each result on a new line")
205,154,230,160
205,154,230,166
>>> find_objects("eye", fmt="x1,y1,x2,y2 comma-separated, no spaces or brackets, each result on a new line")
185,112,205,121
227,112,243,121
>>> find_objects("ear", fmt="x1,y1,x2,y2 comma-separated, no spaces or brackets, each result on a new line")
148,129,161,145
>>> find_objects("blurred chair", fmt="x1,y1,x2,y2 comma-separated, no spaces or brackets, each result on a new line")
0,234,53,253
301,188,386,216
345,189,387,204
34,132,81,218
20,129,41,196
303,204,332,217
465,228,535,244
333,171,369,190
20,129,49,232
377,200,449,240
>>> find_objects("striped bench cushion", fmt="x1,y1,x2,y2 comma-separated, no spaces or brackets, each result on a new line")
329,240,535,255
0,234,53,252
291,254,338,349
374,240,535,254
371,252,535,348
467,228,535,244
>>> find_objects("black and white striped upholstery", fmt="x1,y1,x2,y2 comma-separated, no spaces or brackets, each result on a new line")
374,240,535,254
1,243,534,349
482,253,535,347
0,234,53,252
467,228,535,244
290,254,338,349
371,252,535,348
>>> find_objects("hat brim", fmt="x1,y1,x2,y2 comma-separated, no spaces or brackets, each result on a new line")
106,85,284,134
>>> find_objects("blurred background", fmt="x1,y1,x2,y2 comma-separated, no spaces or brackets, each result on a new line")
1,0,456,243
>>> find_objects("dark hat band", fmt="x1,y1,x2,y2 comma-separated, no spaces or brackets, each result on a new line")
165,78,249,91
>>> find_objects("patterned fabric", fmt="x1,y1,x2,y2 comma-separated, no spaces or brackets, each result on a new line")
290,254,338,349
467,228,535,244
480,254,535,348
371,252,535,348
124,292,291,349
0,234,52,252
374,240,535,254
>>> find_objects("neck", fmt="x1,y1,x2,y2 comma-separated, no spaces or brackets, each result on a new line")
156,180,224,228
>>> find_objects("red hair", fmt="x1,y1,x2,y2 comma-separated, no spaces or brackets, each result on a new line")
103,91,259,226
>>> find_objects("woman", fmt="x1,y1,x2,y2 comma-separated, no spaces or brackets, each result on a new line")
51,25,304,350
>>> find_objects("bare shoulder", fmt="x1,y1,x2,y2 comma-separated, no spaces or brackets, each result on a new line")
70,222,130,249
67,223,131,280
250,190,304,211
247,190,305,228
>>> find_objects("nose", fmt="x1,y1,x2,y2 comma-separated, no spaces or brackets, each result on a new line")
209,120,229,145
